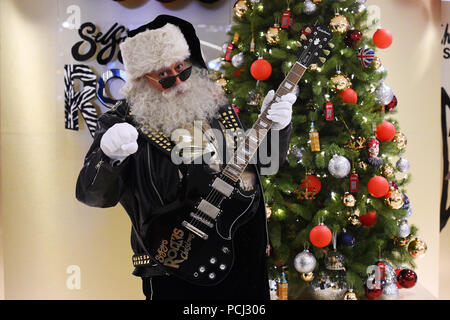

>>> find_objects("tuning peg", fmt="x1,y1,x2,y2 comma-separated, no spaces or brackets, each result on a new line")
328,43,335,49
322,49,331,56
319,57,326,63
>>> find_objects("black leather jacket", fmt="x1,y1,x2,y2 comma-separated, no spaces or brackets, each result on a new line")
75,100,292,278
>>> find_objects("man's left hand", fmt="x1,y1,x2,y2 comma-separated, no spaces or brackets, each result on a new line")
260,90,296,130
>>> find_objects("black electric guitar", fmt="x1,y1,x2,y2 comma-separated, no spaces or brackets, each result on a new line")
144,26,333,286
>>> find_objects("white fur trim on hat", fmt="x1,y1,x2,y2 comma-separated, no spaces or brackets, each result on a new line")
120,23,191,80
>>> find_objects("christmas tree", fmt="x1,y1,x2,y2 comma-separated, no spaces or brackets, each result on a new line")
216,0,427,300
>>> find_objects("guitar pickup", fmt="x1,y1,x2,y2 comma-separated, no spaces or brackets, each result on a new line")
197,199,220,219
211,177,234,197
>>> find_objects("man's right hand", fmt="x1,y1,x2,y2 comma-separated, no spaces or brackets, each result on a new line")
100,122,139,161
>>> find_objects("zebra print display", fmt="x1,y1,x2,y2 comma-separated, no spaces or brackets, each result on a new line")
64,64,98,137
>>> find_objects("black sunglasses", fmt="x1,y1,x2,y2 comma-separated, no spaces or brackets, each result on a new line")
146,65,193,89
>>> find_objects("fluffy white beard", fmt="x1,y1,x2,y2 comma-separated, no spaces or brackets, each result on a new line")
121,67,228,137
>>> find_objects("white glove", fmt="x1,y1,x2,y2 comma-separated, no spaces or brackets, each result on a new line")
100,122,139,162
260,90,296,130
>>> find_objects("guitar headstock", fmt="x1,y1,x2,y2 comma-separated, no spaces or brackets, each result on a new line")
298,25,333,67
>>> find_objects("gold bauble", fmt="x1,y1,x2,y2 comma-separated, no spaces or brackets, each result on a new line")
408,238,427,258
342,192,356,207
394,132,408,149
301,272,315,282
343,289,358,300
233,0,248,18
382,164,395,177
330,73,352,91
329,14,350,34
265,203,272,219
385,187,404,210
313,0,322,3
266,24,281,44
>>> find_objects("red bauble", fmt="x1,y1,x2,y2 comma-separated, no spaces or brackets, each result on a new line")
250,58,272,81
360,210,377,227
397,269,417,288
345,29,363,47
299,175,321,199
367,176,389,198
337,88,358,104
385,95,397,112
309,224,332,248
373,28,393,49
376,121,396,142
365,286,382,300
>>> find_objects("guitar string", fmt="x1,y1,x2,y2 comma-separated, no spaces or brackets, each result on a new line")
187,31,327,231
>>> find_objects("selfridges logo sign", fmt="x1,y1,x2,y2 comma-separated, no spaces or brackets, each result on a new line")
71,22,127,65
63,6,129,138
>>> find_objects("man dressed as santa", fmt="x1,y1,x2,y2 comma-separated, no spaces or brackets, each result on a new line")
76,15,296,300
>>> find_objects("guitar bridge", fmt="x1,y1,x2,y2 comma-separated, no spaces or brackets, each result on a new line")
182,221,209,240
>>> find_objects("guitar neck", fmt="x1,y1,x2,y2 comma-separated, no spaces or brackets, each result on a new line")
222,62,307,182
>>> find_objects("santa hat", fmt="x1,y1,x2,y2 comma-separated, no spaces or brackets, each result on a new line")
120,15,207,81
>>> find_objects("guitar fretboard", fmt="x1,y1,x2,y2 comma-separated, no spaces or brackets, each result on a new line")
222,62,307,182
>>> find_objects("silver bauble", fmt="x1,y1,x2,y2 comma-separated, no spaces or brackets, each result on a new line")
294,249,317,273
375,82,394,105
380,282,399,300
396,157,410,173
304,0,317,15
231,52,245,68
328,155,351,178
398,220,411,238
